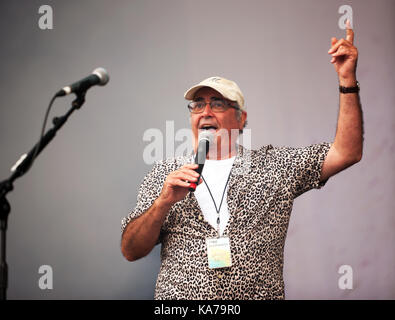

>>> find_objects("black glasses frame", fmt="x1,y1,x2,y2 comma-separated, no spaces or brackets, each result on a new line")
187,100,240,114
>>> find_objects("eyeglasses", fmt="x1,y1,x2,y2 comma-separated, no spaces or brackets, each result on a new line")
187,99,240,114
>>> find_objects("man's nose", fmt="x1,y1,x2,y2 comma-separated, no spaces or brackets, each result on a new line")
201,102,214,117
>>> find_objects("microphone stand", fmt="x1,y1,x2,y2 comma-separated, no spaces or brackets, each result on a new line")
0,91,86,300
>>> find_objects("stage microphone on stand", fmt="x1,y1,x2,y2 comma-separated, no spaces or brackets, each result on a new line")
55,67,109,97
189,130,214,192
1,67,110,301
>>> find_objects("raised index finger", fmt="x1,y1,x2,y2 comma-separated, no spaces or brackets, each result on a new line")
346,19,354,44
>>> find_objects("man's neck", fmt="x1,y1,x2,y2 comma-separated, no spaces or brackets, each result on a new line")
206,145,238,160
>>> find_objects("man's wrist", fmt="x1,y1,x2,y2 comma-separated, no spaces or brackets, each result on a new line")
155,196,173,212
338,75,357,87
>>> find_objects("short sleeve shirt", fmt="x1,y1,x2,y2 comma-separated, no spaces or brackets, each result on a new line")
121,142,331,299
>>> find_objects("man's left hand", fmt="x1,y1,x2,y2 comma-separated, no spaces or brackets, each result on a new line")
328,19,358,85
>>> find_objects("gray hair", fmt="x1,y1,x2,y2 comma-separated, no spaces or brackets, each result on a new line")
236,108,247,134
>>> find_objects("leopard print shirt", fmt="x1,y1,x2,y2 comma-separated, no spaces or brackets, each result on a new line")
121,142,331,299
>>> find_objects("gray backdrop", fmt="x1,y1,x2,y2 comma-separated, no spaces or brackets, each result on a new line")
0,0,394,299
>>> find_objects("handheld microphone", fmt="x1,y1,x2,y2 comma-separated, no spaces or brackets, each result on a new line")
55,67,109,97
189,130,214,192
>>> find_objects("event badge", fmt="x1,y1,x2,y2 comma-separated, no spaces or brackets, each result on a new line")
206,236,232,269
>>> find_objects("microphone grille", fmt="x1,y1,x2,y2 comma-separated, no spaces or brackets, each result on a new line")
198,130,215,144
92,67,110,86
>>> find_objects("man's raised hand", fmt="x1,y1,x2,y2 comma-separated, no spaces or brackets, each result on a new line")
328,19,358,84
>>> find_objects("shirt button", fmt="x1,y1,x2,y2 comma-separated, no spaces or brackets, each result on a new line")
217,274,223,279
198,215,203,221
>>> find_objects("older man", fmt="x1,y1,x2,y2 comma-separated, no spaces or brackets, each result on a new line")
121,23,363,299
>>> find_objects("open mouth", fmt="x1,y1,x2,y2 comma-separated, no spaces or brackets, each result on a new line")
199,124,218,131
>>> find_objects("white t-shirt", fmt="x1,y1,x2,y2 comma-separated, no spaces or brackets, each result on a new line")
194,156,236,236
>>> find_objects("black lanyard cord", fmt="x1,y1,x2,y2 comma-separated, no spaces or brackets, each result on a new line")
201,172,232,236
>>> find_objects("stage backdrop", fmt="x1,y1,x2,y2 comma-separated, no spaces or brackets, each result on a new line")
0,0,394,299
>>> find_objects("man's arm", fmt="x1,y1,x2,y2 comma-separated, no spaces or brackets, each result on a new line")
121,164,200,261
121,198,171,261
321,21,363,182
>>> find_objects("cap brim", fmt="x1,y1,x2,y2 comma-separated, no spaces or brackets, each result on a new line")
184,84,230,101
184,85,207,101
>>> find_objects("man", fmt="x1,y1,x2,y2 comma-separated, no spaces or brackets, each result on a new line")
121,22,363,299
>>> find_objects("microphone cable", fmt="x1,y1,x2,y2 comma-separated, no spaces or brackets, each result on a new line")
23,93,58,174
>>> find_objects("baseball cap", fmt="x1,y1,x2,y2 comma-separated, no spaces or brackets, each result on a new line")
184,76,245,111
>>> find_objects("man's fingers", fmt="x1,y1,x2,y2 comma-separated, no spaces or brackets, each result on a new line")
331,46,348,57
167,176,193,188
346,20,354,44
165,164,202,190
178,168,200,178
329,37,338,63
328,19,354,56
328,38,349,54
174,172,198,182
328,39,341,54
170,179,191,188
182,164,199,170
178,180,192,188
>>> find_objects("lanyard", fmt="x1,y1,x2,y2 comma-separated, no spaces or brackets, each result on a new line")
202,171,232,238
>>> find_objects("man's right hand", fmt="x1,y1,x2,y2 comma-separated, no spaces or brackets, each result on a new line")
122,163,203,262
157,164,202,208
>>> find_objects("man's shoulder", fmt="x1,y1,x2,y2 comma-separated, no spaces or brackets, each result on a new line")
246,142,330,154
239,142,329,163
239,144,274,159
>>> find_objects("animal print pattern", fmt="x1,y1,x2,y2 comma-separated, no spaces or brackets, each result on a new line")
121,142,331,299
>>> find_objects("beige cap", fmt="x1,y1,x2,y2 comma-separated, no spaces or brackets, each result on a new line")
184,76,245,110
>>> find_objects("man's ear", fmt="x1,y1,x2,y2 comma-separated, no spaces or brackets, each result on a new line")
239,111,247,129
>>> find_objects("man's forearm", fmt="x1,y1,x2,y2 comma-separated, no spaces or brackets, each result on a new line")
121,163,200,261
328,22,363,164
333,75,364,163
121,198,171,261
